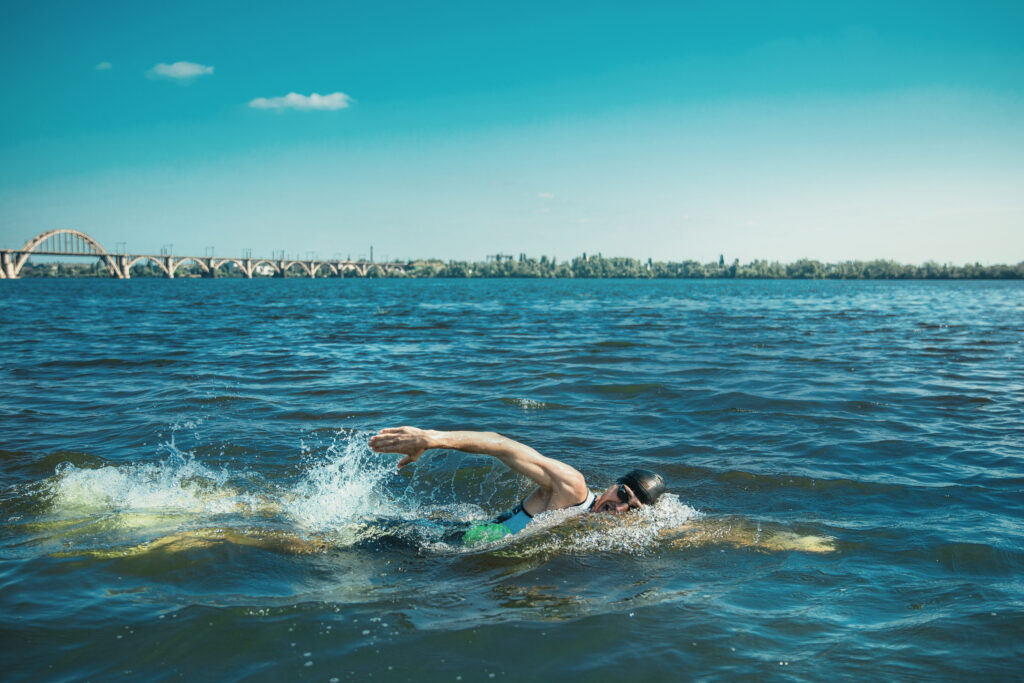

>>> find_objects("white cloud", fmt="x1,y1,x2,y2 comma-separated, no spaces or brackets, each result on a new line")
248,92,352,111
95,61,112,71
147,61,214,81
538,191,555,199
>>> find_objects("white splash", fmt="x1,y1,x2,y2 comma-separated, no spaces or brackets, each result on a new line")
280,431,403,532
425,493,701,556
512,398,546,410
529,493,700,555
47,457,249,516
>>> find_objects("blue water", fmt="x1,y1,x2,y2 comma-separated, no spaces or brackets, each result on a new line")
1,279,1021,681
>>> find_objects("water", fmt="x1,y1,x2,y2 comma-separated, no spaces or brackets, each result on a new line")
1,278,1021,681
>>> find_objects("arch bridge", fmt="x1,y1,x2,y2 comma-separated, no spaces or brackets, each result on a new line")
0,229,408,280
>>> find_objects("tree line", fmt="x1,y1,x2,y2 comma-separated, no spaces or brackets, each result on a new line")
17,254,1024,279
401,253,1024,279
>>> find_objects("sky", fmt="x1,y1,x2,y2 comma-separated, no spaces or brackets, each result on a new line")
1,0,1022,264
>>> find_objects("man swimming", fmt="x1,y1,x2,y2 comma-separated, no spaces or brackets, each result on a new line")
369,426,666,541
46,427,835,558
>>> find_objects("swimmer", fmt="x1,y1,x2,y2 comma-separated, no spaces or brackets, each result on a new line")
43,428,834,558
369,426,666,544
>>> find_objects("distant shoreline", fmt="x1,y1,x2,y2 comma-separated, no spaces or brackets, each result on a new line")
13,254,1024,280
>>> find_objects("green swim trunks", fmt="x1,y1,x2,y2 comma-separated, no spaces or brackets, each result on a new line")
461,522,511,546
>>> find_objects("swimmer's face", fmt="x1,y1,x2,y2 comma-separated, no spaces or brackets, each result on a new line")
593,483,643,514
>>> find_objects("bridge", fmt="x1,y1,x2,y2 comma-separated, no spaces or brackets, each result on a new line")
0,229,409,279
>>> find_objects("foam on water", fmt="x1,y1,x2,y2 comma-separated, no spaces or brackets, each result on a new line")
46,457,251,516
280,431,405,531
33,430,435,551
588,494,698,546
422,493,701,556
530,493,700,555
500,397,569,410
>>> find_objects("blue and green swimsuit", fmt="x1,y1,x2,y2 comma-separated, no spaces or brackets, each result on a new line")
462,491,596,546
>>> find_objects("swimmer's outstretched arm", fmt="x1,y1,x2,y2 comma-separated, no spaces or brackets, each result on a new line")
370,426,588,508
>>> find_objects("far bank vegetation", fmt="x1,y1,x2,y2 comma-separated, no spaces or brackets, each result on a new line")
18,253,1024,280
396,253,1023,279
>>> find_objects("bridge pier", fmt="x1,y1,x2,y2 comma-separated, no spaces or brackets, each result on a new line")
114,254,129,279
163,256,174,279
242,258,254,279
0,250,13,279
202,257,217,278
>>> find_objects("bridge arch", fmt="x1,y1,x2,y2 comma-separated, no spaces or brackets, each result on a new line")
211,258,245,276
125,255,172,278
282,261,313,277
169,257,210,277
310,262,338,278
14,229,121,278
250,259,280,277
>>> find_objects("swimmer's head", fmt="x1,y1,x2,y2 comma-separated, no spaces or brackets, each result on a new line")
618,469,666,505
592,469,666,514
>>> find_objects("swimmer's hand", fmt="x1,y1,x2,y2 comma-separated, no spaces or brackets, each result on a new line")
370,426,434,468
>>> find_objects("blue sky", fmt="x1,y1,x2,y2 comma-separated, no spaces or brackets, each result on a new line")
1,1,1021,263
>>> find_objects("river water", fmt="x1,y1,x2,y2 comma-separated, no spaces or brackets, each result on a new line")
1,278,1021,681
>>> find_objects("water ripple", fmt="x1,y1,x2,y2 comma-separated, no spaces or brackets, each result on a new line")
1,278,1021,681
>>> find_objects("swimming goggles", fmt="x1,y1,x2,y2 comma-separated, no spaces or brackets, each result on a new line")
616,484,642,510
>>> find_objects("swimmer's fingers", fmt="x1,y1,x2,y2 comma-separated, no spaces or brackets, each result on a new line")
370,427,430,453
372,442,423,469
369,435,414,453
375,425,421,436
370,429,428,468
370,426,418,449
369,434,395,451
369,432,406,451
396,453,422,469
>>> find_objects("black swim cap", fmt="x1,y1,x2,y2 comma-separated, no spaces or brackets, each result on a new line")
617,469,666,506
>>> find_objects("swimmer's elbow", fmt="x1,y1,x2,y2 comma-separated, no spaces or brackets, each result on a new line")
554,466,589,502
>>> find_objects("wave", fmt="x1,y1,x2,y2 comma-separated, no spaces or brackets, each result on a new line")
586,383,670,398
714,469,904,495
189,395,259,406
37,357,183,369
896,542,1024,575
591,340,648,349
500,398,574,410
